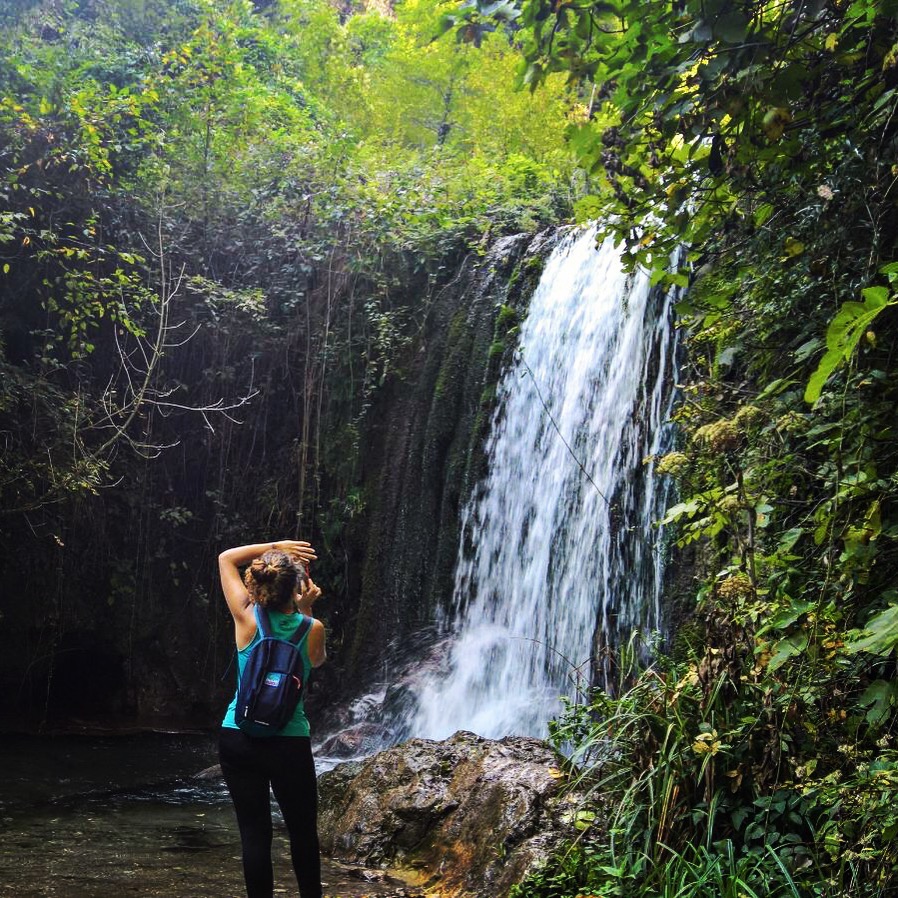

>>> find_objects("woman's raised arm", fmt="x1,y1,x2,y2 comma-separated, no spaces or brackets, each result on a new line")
297,578,327,667
218,540,317,623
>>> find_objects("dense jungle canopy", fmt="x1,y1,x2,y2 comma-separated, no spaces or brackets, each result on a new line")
2,0,898,896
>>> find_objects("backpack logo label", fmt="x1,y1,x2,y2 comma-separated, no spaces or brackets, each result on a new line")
264,673,282,688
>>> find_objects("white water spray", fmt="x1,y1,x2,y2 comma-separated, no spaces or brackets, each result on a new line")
410,229,678,740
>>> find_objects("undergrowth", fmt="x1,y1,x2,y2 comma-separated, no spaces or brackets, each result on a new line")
513,625,898,898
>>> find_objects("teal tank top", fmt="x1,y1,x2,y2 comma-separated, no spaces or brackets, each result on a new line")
221,609,313,737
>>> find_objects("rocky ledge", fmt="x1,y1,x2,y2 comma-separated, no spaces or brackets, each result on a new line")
318,730,579,897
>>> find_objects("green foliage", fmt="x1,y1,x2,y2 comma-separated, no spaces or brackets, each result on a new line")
0,0,578,720
806,271,898,404
0,0,576,511
516,625,898,897
848,600,898,656
455,1,898,280
424,2,898,896
635,209,898,895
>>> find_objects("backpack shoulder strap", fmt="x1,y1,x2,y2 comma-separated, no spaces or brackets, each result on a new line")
287,613,313,646
254,605,273,639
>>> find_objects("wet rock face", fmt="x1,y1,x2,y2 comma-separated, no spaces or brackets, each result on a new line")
318,731,577,897
318,722,394,759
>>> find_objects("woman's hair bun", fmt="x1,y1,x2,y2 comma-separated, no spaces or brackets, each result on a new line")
244,549,301,609
249,558,278,583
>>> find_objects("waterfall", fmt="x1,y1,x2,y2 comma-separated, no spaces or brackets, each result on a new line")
409,229,678,740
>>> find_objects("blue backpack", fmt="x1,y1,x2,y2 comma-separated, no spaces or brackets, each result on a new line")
235,606,312,736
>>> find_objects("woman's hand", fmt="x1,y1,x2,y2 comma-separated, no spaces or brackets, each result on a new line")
296,578,326,665
296,578,322,616
278,540,317,566
297,578,322,614
219,539,317,577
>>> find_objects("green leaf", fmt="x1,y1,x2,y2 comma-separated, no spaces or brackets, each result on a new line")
805,286,896,403
846,604,898,655
713,10,749,43
767,632,809,672
778,527,804,552
690,20,713,43
479,1,520,22
755,501,773,528
858,679,896,727
805,352,843,405
794,337,822,362
573,195,605,223
861,285,890,306
754,203,774,227
730,806,750,831
761,599,814,633
783,236,805,257
757,377,792,398
662,499,701,524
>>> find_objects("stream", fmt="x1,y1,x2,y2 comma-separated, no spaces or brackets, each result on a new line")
0,733,419,897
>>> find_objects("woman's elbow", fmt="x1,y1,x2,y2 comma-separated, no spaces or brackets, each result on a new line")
218,549,235,566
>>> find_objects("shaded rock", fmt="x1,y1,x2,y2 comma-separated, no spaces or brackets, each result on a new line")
318,730,579,897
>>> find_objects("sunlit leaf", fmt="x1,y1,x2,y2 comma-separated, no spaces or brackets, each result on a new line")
806,286,895,403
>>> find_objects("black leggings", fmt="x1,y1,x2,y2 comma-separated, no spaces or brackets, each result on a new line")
219,729,322,898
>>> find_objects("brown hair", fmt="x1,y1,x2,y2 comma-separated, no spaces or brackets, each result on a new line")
243,549,301,610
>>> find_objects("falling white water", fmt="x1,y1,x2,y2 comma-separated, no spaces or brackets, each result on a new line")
410,229,678,740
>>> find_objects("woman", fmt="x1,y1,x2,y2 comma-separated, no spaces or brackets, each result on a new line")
218,539,326,898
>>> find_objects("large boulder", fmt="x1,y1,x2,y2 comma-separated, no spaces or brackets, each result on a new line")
318,730,579,897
